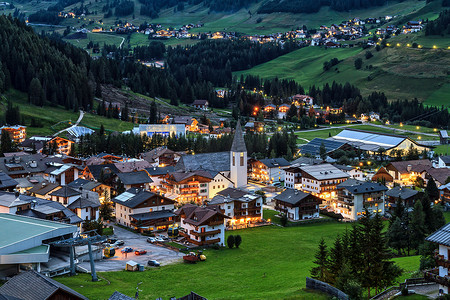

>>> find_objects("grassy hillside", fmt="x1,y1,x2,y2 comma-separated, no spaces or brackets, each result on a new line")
55,220,420,300
235,42,450,104
1,90,134,136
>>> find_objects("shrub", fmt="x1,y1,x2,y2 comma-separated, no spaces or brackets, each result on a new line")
235,235,242,248
280,213,288,227
354,58,363,70
227,235,235,249
365,51,373,59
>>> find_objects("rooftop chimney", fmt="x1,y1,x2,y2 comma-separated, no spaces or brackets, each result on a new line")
407,165,412,172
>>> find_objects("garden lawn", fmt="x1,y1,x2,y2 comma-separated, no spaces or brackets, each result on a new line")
55,222,420,300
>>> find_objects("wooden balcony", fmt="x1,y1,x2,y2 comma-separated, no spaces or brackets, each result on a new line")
190,229,221,237
435,254,450,269
208,220,225,226
424,268,450,287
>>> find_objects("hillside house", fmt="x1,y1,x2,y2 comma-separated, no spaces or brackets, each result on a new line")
192,100,209,111
0,125,26,143
299,164,349,200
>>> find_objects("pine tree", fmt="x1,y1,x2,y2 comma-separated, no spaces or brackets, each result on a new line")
0,129,13,155
387,217,406,256
149,101,158,124
319,142,326,159
411,200,426,250
328,236,344,284
310,238,330,282
425,177,439,200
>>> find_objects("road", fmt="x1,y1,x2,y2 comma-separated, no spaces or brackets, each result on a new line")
52,110,84,137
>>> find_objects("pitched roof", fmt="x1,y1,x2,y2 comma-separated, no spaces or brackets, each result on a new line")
0,270,88,300
67,178,101,191
67,194,101,209
274,189,318,206
426,223,450,247
175,204,229,226
290,157,323,166
389,159,432,174
168,170,213,183
86,164,120,180
145,166,176,176
0,171,18,189
117,171,153,185
28,182,60,196
385,186,419,200
17,197,82,224
193,99,208,105
258,158,290,168
49,186,81,198
337,179,387,194
230,122,247,152
112,188,175,209
300,164,349,180
209,188,260,205
176,152,230,173
440,156,450,165
114,161,152,173
425,168,450,185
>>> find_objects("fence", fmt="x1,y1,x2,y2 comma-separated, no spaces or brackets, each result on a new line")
306,277,348,300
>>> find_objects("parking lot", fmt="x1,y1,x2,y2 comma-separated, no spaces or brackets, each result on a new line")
78,225,183,272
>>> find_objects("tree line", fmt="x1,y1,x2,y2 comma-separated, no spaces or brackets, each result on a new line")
257,0,394,14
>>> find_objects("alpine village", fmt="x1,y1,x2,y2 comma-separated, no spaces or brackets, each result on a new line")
0,0,450,299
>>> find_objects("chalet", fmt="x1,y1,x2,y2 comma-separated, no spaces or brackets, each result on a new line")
244,121,264,133
263,104,276,113
145,166,176,188
0,192,32,214
439,131,449,145
274,189,321,221
162,170,213,203
209,188,263,227
66,191,100,221
173,116,198,132
47,137,75,156
67,178,111,203
49,186,81,206
372,159,432,185
44,163,79,186
424,223,450,294
175,204,229,246
292,94,314,106
114,160,153,173
249,158,290,183
192,99,209,111
299,163,349,200
0,125,26,143
0,270,88,300
112,188,176,231
335,179,387,220
18,196,82,225
439,156,450,168
206,170,234,199
385,186,419,208
422,168,450,187
81,164,120,184
285,158,323,189
278,103,291,114
117,171,153,190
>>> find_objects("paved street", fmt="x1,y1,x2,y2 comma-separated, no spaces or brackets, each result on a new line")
78,225,183,272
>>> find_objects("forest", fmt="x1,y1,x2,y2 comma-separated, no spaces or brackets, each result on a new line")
257,0,395,14
425,9,450,35
0,15,93,110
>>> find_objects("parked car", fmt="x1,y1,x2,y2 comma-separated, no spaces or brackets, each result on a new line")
114,240,124,246
157,234,168,241
147,260,160,267
121,247,133,253
107,238,118,244
154,237,165,242
147,237,156,243
135,250,147,255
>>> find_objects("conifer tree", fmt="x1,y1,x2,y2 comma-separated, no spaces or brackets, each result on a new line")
310,238,330,282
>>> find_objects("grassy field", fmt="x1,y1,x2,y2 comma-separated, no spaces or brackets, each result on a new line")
1,90,134,136
55,218,420,300
235,43,450,102
64,33,124,53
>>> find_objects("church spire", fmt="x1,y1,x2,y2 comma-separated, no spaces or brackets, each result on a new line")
231,122,247,153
